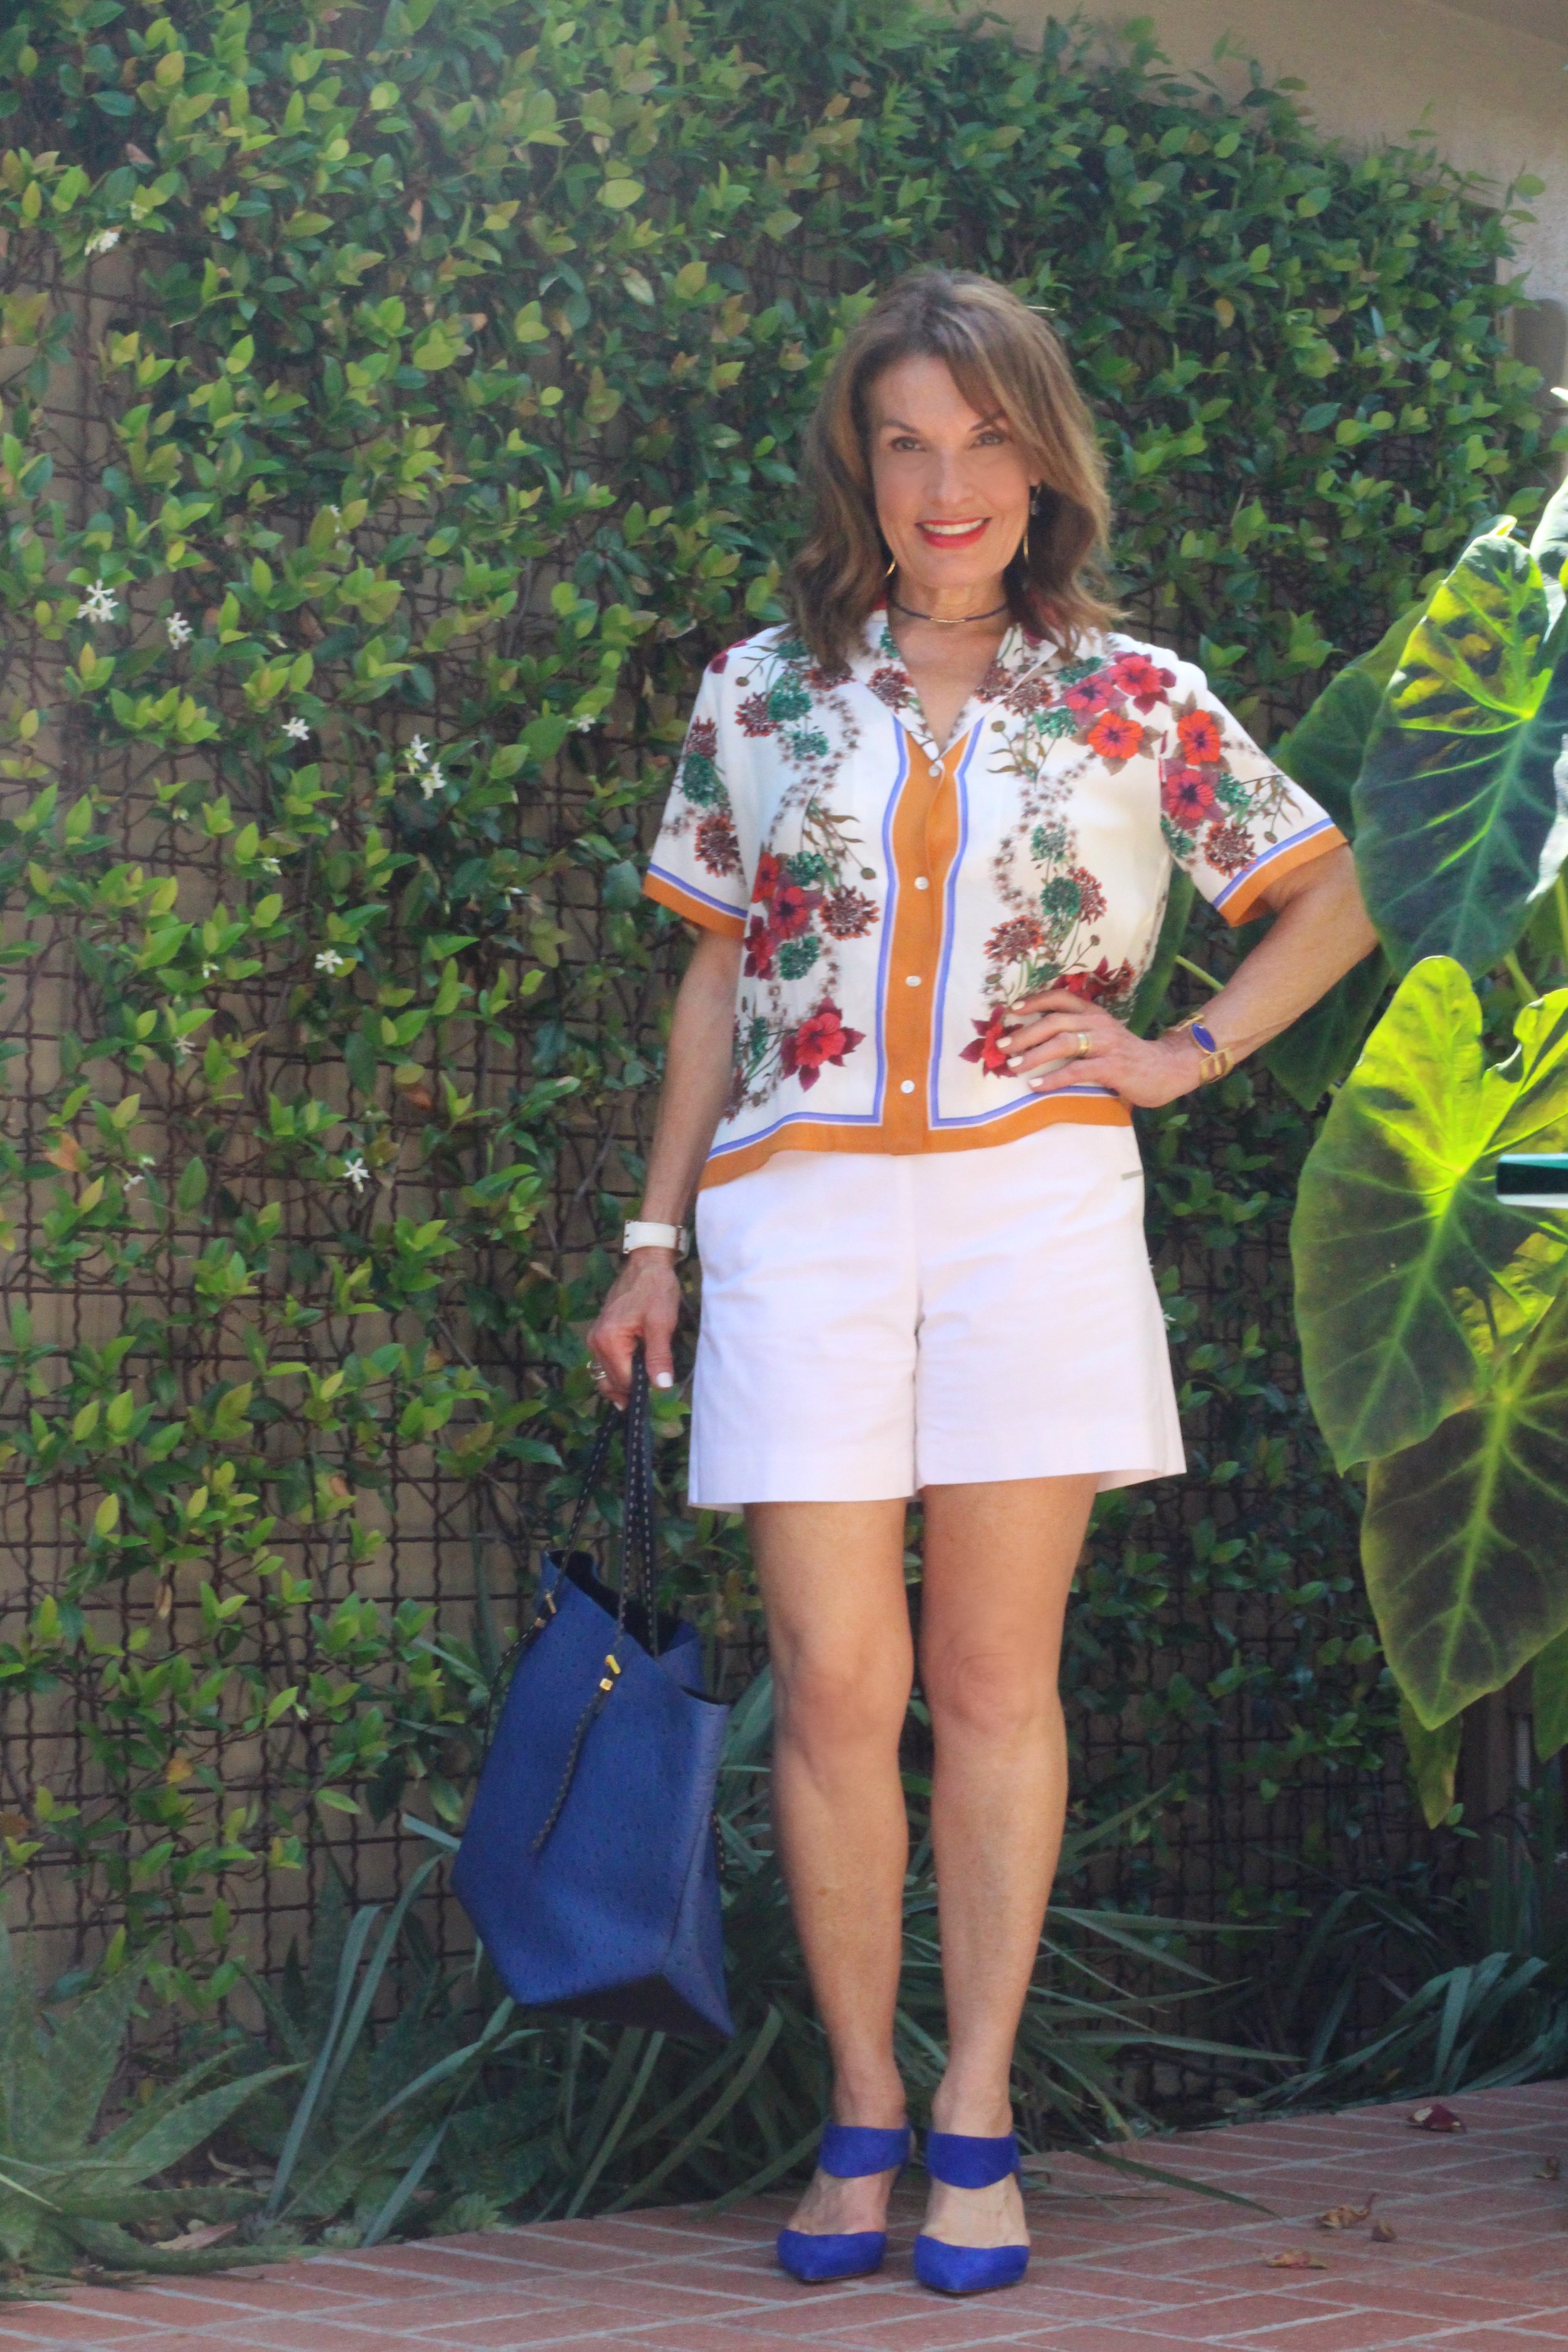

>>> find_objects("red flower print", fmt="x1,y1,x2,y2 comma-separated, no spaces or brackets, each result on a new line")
1063,672,1118,719
1067,866,1107,924
1205,819,1255,877
1004,672,1056,714
744,915,777,978
708,650,729,674
736,692,776,737
780,1001,864,1089
961,1007,1012,1077
1162,765,1217,827
821,886,878,938
770,881,820,941
695,810,741,876
1176,708,1222,765
985,916,1044,963
1110,652,1176,712
1059,958,1134,1005
805,662,850,691
686,718,718,760
868,665,913,708
1086,709,1144,761
751,851,781,905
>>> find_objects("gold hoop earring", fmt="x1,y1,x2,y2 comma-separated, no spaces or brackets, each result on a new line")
886,553,896,578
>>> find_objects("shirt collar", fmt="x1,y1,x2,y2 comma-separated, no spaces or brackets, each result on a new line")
844,605,1064,756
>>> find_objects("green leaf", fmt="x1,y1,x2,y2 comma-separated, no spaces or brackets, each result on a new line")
1400,1696,1462,1828
1273,600,1427,839
1291,960,1568,1470
1364,1285,1568,1727
175,1157,207,1211
1259,948,1389,1112
1533,1623,1568,1761
598,179,644,211
1353,490,1568,976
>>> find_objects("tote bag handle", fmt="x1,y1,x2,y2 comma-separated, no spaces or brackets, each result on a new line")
495,1344,661,1706
561,1343,659,1651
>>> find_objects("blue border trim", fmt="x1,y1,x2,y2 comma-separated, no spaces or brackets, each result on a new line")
870,721,908,1122
1211,816,1335,911
930,728,982,1128
707,1104,882,1157
646,861,746,922
933,1081,1119,1131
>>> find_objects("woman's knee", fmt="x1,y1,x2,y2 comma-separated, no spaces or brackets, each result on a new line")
771,1642,911,1752
923,1640,1058,1744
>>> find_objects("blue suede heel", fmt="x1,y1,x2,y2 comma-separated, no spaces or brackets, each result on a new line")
913,2129,1029,2296
776,2122,913,2284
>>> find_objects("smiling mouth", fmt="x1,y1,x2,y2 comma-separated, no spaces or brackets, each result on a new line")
917,518,989,547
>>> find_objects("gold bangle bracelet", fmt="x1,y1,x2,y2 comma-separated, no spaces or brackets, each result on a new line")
1165,1017,1233,1086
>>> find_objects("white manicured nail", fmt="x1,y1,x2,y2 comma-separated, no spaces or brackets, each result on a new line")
653,1372,674,1389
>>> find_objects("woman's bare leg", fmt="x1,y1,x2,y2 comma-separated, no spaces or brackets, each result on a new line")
750,1497,913,2235
917,1474,1097,2247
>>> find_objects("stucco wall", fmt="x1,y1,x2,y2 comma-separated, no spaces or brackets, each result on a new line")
997,0,1568,380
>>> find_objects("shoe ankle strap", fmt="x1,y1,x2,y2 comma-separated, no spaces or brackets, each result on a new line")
819,2122,912,2178
924,2129,1020,2188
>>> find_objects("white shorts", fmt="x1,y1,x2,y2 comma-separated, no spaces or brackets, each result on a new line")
687,1124,1185,1510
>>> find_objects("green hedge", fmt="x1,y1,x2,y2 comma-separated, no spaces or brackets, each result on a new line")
0,0,1551,1996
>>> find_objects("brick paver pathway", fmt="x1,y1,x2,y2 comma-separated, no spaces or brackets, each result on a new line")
6,2081,1568,2349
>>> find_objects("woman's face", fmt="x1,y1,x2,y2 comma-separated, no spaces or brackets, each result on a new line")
866,354,1035,600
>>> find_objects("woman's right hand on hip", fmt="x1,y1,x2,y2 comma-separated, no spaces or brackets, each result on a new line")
586,1250,682,1407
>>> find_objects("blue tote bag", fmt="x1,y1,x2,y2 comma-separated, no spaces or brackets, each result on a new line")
453,1353,734,2040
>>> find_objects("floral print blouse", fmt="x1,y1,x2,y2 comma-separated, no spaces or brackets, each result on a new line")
644,611,1343,1190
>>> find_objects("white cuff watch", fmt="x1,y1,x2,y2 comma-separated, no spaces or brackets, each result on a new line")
622,1219,688,1256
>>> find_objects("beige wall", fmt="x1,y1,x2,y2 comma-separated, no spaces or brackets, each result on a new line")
998,0,1568,378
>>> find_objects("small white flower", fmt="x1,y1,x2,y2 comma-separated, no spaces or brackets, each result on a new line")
166,612,192,647
572,712,598,733
283,716,310,743
201,961,219,980
342,1155,370,1194
85,228,121,257
172,1036,195,1061
77,580,118,624
407,735,430,768
260,856,282,875
315,948,350,977
329,504,342,519
124,1172,144,1189
419,762,445,802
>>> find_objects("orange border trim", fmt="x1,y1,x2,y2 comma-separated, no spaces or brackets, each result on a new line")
1218,825,1348,928
699,1092,1131,1190
643,871,746,938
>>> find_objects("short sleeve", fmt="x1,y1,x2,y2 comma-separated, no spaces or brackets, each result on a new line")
642,667,748,938
1158,664,1347,926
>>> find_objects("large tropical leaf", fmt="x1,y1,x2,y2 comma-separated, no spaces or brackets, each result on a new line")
1399,1697,1463,1831
1291,960,1568,1470
1352,481,1568,977
1273,600,1428,836
1362,1285,1568,1727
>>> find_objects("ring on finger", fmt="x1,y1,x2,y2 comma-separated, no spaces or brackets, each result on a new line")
1074,1029,1091,1059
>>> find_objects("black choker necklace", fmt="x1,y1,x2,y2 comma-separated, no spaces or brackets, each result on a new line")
888,593,1010,628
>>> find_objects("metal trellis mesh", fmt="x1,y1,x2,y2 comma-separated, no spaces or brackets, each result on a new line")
1,262,1443,2076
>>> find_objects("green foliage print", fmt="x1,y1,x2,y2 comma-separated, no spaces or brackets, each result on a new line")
0,0,1553,1989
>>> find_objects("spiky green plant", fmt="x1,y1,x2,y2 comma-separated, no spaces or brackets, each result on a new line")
0,1927,296,2294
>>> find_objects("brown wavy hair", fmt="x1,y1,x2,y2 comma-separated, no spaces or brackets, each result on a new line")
785,270,1116,669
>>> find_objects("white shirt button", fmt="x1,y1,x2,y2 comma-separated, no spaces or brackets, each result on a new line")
914,876,930,891
905,973,921,987
899,1079,916,1094
930,763,944,781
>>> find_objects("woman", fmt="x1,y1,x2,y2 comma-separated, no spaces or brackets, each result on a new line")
588,270,1375,2296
